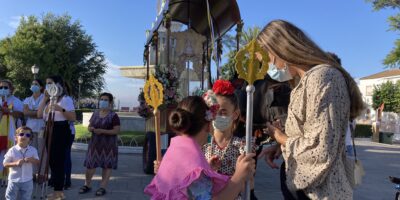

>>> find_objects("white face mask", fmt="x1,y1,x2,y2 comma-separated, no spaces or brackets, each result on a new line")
213,115,232,131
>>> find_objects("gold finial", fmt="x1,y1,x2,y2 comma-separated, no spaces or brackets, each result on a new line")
234,39,269,85
144,74,164,109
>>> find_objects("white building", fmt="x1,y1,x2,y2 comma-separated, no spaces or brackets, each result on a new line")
358,69,400,106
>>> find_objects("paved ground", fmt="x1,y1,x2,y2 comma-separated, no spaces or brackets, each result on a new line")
0,139,397,199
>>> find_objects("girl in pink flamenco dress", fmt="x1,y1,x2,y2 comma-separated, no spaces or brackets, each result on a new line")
144,96,255,200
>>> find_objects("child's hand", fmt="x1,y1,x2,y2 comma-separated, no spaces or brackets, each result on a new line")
153,160,161,174
233,153,256,182
24,157,36,163
93,129,102,135
207,155,221,171
16,159,24,167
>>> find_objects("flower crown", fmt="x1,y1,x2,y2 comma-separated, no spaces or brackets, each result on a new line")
212,79,235,95
202,90,219,121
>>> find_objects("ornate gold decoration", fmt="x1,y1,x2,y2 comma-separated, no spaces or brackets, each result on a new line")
144,74,164,109
234,39,269,85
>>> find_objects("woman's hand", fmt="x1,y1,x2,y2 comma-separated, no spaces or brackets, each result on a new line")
266,121,288,146
207,155,221,171
53,104,64,112
232,153,256,182
93,129,103,135
258,144,281,169
88,127,95,132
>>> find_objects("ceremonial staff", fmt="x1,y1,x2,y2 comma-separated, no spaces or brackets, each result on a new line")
35,84,59,199
144,75,164,162
235,39,269,200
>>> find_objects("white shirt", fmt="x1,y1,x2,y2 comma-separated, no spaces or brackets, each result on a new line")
3,145,39,182
43,96,75,122
23,94,45,132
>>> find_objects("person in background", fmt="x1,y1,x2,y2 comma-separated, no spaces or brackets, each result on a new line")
63,82,75,190
0,80,24,179
79,93,120,196
23,79,45,178
37,75,76,200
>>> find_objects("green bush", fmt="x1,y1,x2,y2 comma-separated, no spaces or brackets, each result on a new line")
355,124,373,138
74,124,145,146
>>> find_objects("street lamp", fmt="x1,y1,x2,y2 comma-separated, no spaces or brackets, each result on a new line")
78,77,83,109
31,64,39,79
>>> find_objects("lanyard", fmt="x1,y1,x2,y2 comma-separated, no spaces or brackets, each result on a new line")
19,148,28,159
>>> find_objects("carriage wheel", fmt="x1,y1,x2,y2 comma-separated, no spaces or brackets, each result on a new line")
143,132,156,174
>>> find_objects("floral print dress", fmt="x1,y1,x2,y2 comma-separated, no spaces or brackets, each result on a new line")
283,65,353,199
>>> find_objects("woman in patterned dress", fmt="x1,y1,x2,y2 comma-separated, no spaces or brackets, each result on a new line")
79,92,120,196
257,20,364,200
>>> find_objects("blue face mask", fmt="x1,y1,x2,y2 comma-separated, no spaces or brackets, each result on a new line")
30,85,40,93
268,63,293,82
0,89,10,97
99,100,109,109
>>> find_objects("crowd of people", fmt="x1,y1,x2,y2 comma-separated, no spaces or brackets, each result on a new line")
145,19,363,200
0,76,120,200
0,19,363,200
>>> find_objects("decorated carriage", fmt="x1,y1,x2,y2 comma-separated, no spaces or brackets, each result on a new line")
141,0,244,174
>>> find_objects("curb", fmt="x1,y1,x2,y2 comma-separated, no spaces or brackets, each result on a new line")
72,143,143,154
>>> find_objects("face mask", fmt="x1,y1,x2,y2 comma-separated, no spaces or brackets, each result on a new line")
268,63,293,82
0,89,10,97
213,115,232,131
99,100,109,109
30,85,40,93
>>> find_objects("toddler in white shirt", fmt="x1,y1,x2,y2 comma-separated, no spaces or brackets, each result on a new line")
3,126,39,200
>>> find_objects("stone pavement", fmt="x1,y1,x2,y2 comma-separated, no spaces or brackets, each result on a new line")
0,139,397,199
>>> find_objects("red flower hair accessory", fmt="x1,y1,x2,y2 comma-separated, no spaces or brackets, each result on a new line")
212,79,235,95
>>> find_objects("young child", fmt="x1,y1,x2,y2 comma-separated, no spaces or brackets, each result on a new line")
203,80,258,199
3,126,39,200
145,96,255,199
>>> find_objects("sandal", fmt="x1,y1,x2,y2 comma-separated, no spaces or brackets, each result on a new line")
95,188,106,196
79,185,91,194
46,193,66,200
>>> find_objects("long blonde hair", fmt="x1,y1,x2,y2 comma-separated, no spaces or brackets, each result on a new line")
257,19,364,120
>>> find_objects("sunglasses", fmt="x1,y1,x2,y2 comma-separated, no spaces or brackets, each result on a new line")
0,86,9,89
18,133,32,138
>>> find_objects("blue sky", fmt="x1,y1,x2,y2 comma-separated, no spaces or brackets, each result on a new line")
0,0,397,107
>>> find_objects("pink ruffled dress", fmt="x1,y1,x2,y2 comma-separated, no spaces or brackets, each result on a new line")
144,136,229,200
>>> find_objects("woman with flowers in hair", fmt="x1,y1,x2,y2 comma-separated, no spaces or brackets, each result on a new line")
203,79,258,199
145,96,255,200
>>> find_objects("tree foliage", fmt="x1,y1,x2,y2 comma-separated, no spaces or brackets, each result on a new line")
367,0,400,68
0,13,107,98
372,81,400,112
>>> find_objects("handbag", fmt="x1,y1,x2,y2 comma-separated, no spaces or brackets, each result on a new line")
345,121,365,188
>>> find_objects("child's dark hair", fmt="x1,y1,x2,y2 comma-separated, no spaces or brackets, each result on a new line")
16,126,33,139
169,96,209,136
